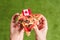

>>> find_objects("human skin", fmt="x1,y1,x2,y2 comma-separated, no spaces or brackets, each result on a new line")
33,15,48,40
10,13,48,40
10,13,24,40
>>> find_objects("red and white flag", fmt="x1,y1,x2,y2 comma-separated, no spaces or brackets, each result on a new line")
22,9,31,16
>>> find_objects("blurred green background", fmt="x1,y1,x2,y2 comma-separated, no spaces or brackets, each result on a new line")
0,0,60,40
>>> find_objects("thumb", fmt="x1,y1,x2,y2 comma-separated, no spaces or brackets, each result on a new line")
19,28,24,35
19,28,24,40
33,25,39,33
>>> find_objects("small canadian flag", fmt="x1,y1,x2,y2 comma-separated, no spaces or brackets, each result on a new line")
22,9,31,16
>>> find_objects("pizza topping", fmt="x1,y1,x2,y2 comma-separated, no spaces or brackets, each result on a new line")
27,16,31,18
17,9,45,36
24,20,30,23
28,24,32,27
19,19,23,23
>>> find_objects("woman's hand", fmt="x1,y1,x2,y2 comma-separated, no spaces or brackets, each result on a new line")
33,15,48,40
10,13,24,40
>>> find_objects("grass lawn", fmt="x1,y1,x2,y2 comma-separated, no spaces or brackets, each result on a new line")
0,0,60,40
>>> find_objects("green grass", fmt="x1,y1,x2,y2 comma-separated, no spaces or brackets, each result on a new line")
0,0,60,40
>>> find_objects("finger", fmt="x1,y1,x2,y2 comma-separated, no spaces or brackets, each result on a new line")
11,13,19,28
33,25,39,33
10,13,19,34
42,15,48,28
39,15,48,32
12,19,24,33
19,28,24,34
11,13,19,24
19,28,24,40
41,15,48,30
13,21,22,32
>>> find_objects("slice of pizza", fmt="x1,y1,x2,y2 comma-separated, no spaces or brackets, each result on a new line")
18,9,44,36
